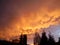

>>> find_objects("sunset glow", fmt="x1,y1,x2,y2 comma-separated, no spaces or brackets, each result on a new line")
0,0,60,41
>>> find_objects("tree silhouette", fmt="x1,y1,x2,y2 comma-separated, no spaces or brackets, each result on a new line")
57,37,60,45
34,32,40,45
48,34,55,45
40,31,48,45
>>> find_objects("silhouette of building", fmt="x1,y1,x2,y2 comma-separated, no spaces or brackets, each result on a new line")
34,32,40,45
19,34,27,45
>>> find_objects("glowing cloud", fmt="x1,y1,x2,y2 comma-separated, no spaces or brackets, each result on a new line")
0,0,60,39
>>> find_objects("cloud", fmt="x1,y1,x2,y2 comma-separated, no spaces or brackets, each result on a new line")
0,0,60,40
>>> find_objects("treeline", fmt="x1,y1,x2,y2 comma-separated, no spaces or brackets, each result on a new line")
34,31,60,45
0,32,60,45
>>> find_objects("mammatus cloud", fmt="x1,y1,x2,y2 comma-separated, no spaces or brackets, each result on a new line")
0,0,60,40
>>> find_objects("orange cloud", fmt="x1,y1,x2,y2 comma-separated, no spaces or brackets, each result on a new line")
0,0,60,40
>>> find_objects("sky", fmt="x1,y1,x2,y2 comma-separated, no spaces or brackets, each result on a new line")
0,0,60,44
